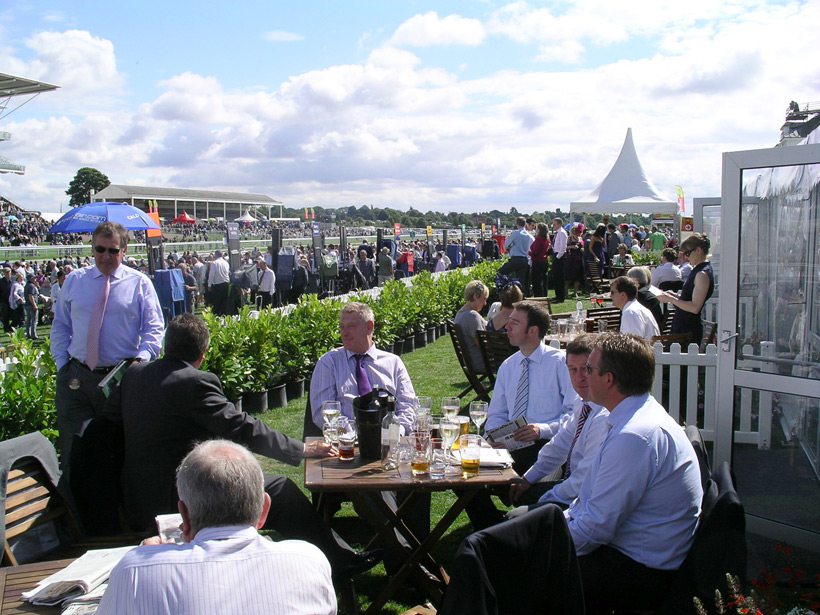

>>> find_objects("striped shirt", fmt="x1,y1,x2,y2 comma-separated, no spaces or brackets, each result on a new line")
97,525,336,615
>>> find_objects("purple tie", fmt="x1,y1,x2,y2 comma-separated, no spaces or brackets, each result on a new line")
563,403,591,480
86,274,110,370
353,353,372,396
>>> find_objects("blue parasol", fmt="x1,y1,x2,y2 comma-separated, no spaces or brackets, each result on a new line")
49,202,160,233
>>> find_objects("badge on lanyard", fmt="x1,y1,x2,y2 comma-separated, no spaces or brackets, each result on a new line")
69,378,81,390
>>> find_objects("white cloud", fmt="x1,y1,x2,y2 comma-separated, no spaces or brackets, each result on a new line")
390,12,485,47
262,29,303,43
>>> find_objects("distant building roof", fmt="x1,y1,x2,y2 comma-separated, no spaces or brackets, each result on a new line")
93,184,281,206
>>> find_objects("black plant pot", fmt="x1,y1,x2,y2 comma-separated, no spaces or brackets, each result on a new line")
267,384,288,408
242,390,268,414
414,331,427,348
402,335,415,354
285,378,305,401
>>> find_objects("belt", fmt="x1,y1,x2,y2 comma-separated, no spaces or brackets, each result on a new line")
69,356,114,374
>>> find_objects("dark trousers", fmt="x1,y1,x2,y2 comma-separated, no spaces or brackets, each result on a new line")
579,545,677,615
531,260,549,298
210,282,230,315
497,256,530,292
56,360,108,469
552,255,566,301
0,302,10,332
263,474,360,576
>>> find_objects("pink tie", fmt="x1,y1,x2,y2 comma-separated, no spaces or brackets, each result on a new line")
86,275,110,370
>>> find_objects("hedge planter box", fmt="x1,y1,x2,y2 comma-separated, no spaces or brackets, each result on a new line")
414,331,428,348
378,341,395,354
242,390,268,414
267,384,288,408
285,378,305,401
402,335,415,354
426,327,436,343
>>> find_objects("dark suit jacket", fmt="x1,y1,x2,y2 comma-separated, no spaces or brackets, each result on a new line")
104,358,304,530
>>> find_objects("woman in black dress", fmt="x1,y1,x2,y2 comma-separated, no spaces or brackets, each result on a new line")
660,233,715,344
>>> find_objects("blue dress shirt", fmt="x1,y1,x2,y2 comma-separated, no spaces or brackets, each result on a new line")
565,393,702,569
50,264,165,370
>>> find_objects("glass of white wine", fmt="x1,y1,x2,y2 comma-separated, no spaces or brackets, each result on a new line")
439,419,460,475
469,401,488,436
441,397,460,421
321,400,341,426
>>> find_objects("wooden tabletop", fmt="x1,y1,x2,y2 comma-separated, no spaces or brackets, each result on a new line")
0,559,74,615
304,438,517,493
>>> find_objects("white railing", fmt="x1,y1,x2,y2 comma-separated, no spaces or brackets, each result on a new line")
651,341,773,450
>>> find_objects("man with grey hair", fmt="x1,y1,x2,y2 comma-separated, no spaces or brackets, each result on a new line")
98,440,336,615
627,266,663,328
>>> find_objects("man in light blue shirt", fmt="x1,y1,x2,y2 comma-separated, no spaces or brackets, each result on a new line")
497,216,533,293
50,221,164,464
567,332,702,614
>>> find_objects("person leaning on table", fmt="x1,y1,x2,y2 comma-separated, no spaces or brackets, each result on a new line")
97,440,337,615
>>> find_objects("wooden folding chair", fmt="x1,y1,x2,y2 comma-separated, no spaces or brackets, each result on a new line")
585,261,610,293
446,319,491,411
2,432,146,567
477,329,517,386
651,332,692,351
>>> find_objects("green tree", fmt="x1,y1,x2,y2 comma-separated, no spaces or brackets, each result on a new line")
66,167,110,207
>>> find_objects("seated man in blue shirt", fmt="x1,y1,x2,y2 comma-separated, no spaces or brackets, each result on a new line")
567,332,702,614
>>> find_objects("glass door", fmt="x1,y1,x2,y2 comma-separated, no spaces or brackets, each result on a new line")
716,142,820,550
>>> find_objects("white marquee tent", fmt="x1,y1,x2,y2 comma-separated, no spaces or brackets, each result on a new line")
570,128,678,216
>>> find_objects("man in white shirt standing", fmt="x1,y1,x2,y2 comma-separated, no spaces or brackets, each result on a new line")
507,334,609,509
611,276,660,340
255,257,276,308
207,250,231,315
551,218,568,303
98,440,336,615
650,248,682,288
567,333,702,614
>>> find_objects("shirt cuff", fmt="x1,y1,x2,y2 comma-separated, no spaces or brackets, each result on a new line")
537,423,554,440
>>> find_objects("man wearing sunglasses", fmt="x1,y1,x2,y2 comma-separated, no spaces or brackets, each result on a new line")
566,333,702,614
51,221,164,467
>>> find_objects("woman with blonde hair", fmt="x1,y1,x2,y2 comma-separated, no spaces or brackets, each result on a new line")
454,280,489,373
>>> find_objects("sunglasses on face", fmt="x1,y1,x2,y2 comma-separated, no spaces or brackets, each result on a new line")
93,245,122,255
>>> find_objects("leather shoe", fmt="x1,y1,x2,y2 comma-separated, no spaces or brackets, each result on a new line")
334,547,385,579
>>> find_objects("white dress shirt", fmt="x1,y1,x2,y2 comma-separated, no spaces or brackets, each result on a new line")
310,344,416,434
620,299,660,340
565,393,702,570
97,526,336,615
208,257,230,285
523,399,609,507
650,262,682,287
553,227,568,259
485,343,578,440
257,267,276,293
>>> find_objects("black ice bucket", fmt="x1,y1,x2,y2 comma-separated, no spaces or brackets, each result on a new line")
353,391,384,460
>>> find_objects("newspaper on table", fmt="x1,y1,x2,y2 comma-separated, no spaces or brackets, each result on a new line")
22,546,133,606
61,582,109,615
451,446,514,467
484,415,534,451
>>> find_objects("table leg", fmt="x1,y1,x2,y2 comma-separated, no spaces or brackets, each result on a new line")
353,489,480,615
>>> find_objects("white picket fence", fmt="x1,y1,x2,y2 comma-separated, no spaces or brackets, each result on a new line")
649,341,773,450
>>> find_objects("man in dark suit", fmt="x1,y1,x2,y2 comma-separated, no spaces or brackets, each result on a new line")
103,313,381,580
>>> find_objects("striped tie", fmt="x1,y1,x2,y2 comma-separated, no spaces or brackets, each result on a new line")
563,403,592,479
511,357,530,420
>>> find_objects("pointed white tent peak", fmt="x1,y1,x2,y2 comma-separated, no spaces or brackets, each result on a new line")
236,210,257,222
570,128,677,215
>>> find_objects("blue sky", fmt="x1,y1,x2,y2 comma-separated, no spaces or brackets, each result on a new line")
0,0,817,214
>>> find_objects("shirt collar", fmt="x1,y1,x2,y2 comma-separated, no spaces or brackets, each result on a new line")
192,525,258,544
606,392,650,431
345,344,376,361
92,264,125,279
